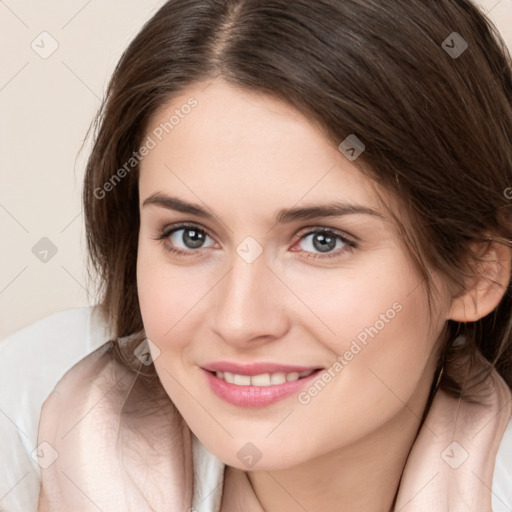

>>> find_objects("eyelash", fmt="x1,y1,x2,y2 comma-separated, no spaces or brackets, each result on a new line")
154,222,357,260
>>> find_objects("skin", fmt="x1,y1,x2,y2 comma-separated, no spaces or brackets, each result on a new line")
136,78,510,511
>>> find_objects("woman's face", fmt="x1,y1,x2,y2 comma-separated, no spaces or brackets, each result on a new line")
137,78,451,470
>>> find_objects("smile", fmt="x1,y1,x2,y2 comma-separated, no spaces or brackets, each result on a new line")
201,363,324,407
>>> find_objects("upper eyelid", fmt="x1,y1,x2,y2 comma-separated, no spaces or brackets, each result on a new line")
163,222,215,240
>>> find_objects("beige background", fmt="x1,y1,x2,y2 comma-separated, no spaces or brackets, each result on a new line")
1,0,511,340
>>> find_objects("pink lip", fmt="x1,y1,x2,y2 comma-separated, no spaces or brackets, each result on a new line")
202,361,321,376
202,365,324,408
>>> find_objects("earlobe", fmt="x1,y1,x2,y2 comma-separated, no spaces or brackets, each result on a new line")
448,241,511,323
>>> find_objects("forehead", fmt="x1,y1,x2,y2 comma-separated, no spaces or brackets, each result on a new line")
138,79,383,214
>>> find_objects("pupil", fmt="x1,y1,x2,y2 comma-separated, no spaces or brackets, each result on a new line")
313,232,336,253
184,229,205,249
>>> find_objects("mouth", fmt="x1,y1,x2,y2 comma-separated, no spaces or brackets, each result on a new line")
201,364,325,407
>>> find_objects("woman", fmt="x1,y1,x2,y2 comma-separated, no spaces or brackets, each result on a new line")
10,0,512,510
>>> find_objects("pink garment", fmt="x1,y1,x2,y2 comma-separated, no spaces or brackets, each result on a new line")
36,342,511,511
37,343,194,511
395,362,512,511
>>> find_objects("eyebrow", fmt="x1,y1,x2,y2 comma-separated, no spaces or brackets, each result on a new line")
142,193,385,223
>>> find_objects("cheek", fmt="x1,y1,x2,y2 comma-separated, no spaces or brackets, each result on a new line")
285,289,436,457
136,241,213,350
137,241,176,342
290,253,432,360
297,257,436,409
322,287,434,420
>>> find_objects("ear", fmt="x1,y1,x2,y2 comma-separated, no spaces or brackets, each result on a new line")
449,240,511,322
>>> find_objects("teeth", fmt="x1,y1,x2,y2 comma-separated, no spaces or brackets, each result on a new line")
251,373,271,386
215,369,315,386
270,372,287,385
233,374,251,386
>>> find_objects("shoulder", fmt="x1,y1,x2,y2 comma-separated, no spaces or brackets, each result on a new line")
0,306,110,413
0,305,109,444
493,413,512,511
0,306,108,512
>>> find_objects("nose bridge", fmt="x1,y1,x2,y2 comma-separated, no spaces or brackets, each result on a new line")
213,245,288,344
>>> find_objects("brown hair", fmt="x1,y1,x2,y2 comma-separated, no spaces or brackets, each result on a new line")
83,0,512,408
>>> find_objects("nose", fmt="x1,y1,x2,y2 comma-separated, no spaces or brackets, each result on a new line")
211,249,290,348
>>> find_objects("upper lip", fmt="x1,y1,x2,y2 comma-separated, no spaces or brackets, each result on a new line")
202,361,323,376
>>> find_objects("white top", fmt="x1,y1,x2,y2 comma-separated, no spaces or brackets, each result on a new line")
0,306,511,512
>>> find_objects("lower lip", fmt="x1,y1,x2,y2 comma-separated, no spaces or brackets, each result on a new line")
203,368,323,407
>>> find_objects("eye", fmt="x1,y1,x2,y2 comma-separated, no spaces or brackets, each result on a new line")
292,228,357,259
154,223,357,260
156,223,216,257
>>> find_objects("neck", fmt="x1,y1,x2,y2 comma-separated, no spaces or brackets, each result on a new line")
250,406,424,511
